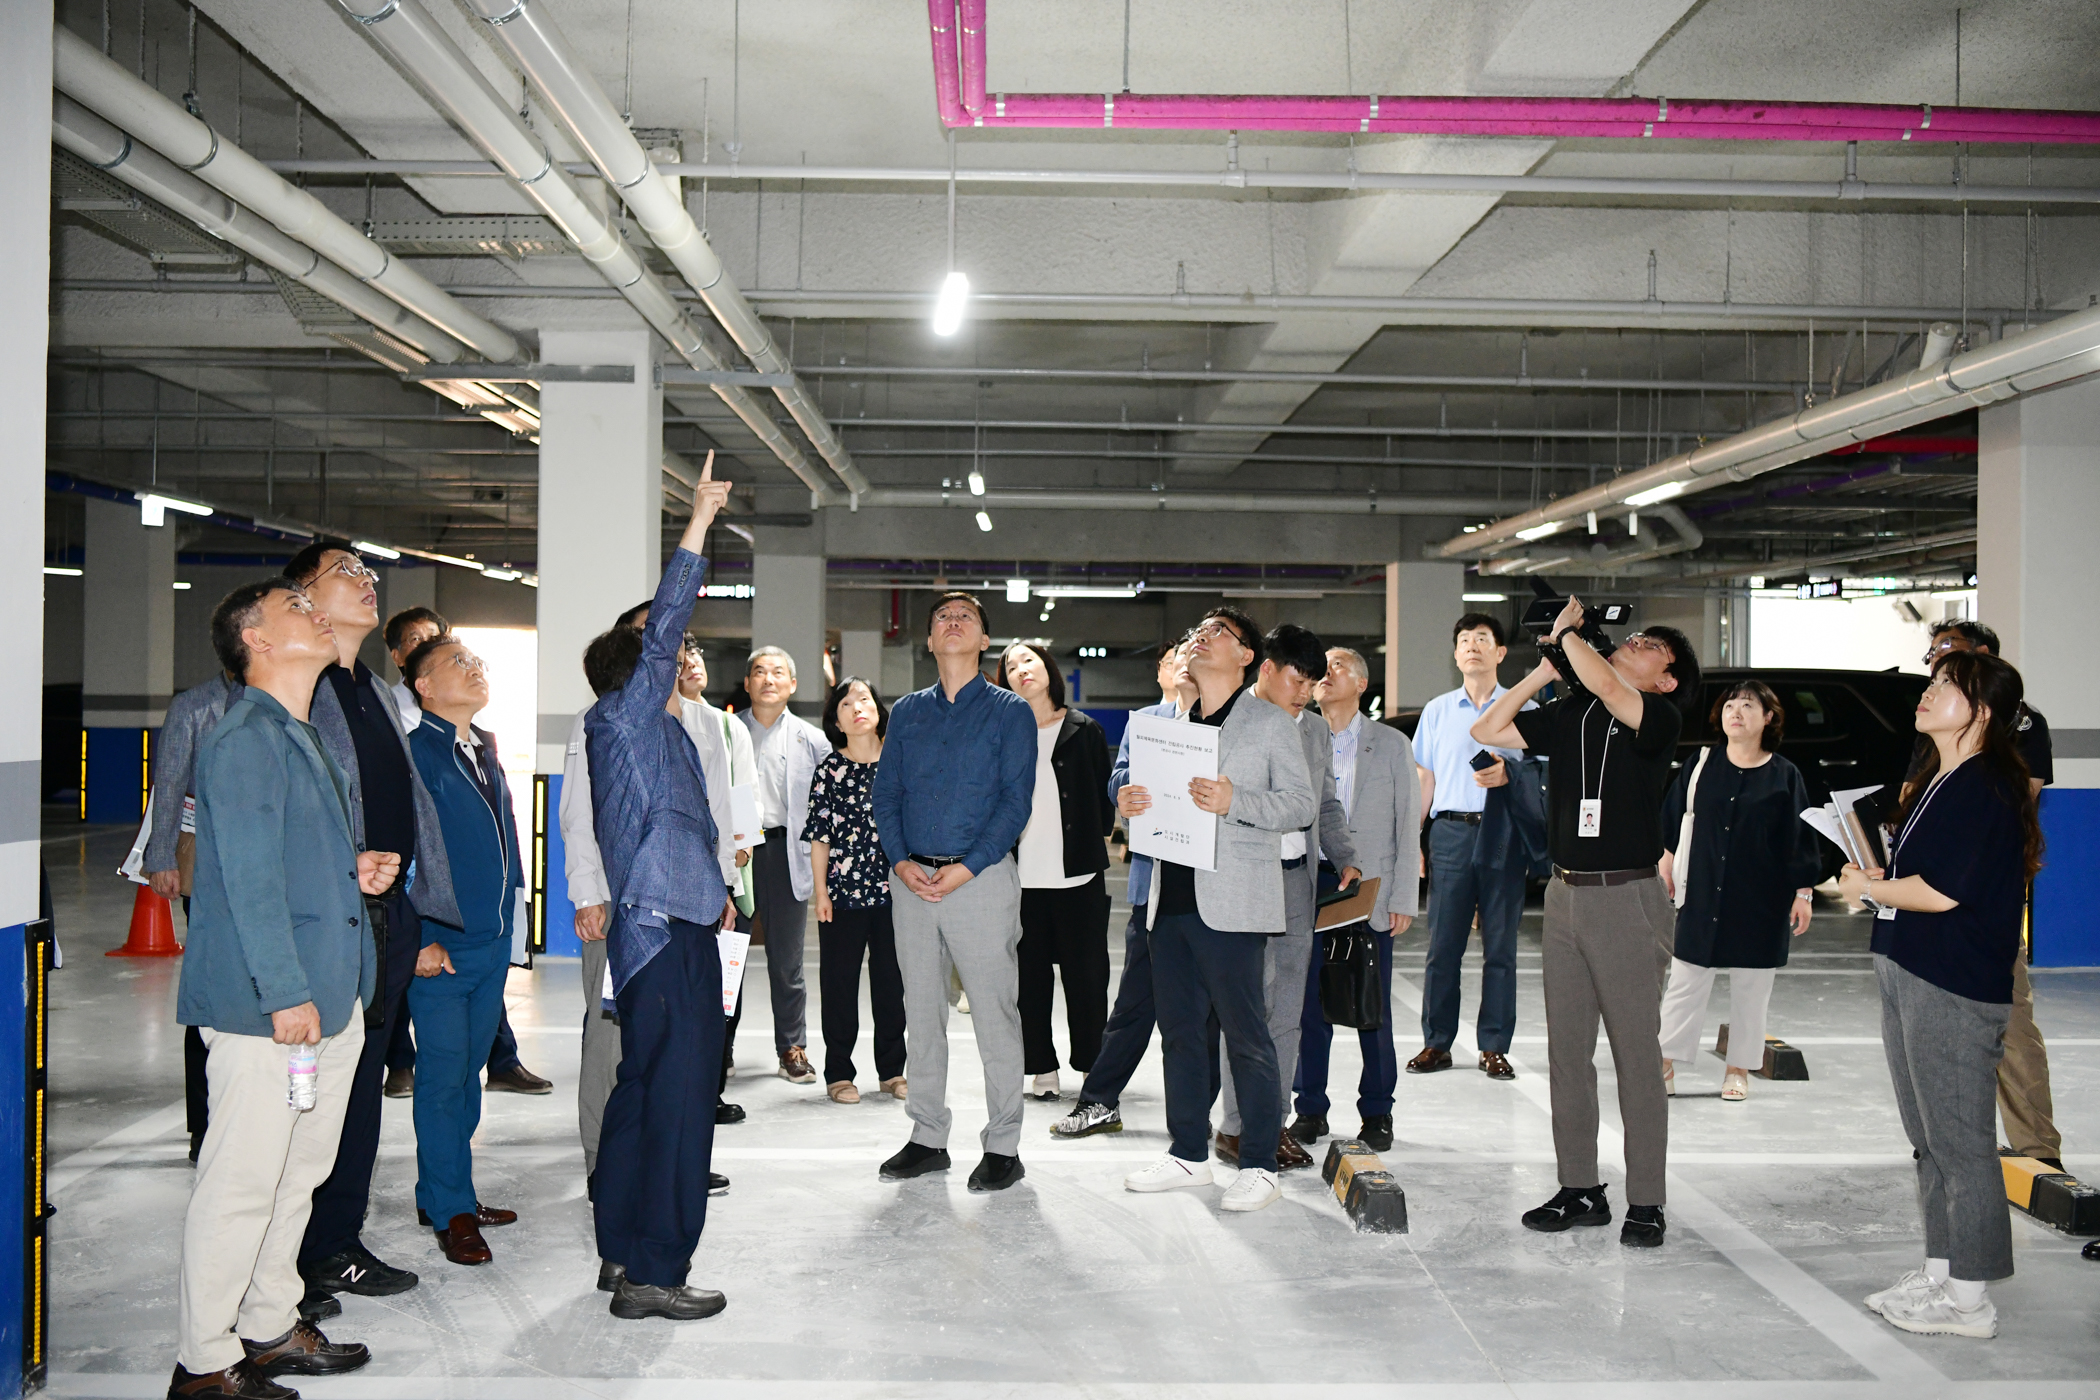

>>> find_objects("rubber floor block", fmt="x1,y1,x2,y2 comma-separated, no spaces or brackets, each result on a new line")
1712,1023,1811,1080
2005,1154,2100,1235
1320,1138,1409,1233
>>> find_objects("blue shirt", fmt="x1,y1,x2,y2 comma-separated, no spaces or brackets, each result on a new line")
1113,699,1181,902
871,674,1037,876
1414,684,1529,817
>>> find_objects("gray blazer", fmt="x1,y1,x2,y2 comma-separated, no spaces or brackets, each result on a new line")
308,662,461,929
1340,718,1423,924
144,675,239,873
1147,690,1317,934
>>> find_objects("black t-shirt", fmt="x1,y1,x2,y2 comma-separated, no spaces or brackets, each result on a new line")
1514,689,1683,872
1156,685,1243,919
324,661,417,864
1874,758,2026,1003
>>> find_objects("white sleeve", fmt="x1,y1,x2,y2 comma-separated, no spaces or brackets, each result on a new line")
559,711,611,908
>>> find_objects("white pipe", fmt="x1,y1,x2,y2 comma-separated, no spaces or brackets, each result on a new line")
51,24,524,364
1438,297,2100,559
331,0,838,501
463,0,869,496
856,488,1508,515
1477,503,1704,575
51,96,470,365
1919,322,1961,368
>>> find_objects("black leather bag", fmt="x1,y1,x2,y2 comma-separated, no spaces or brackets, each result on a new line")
1318,924,1383,1030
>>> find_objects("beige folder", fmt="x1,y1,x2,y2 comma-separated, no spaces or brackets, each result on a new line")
1315,876,1381,931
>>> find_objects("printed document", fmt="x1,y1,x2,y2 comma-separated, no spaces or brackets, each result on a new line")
1126,713,1219,873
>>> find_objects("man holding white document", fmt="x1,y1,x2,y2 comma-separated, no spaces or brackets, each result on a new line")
1120,606,1315,1213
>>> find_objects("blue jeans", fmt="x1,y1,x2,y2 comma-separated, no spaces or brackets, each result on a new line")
1151,912,1278,1171
1295,927,1399,1119
406,934,510,1227
1422,817,1526,1054
385,1004,522,1074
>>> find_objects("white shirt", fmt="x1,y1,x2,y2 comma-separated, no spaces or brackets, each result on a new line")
559,711,608,908
1018,721,1091,889
741,709,793,829
1281,710,1310,861
1331,711,1365,818
678,694,756,886
391,679,422,733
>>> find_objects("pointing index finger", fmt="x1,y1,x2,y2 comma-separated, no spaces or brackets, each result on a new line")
700,449,714,481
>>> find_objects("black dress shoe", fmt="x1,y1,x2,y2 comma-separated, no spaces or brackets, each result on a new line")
709,1172,730,1196
1288,1113,1328,1145
167,1359,298,1399
1522,1185,1612,1233
241,1320,370,1378
610,1278,727,1321
295,1282,340,1322
1621,1204,1666,1248
301,1244,418,1298
382,1066,413,1099
967,1153,1025,1192
1359,1115,1394,1151
880,1142,952,1180
417,1203,517,1229
716,1101,747,1124
2083,1238,2100,1262
597,1259,627,1293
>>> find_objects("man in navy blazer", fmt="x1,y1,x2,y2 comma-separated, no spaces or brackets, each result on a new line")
582,458,737,1322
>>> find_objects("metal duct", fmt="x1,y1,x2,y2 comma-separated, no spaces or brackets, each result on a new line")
51,24,524,364
51,96,469,366
332,0,838,501
463,0,869,497
1475,504,1705,576
856,488,1509,516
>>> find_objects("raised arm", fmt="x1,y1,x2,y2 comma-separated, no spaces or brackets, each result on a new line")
1546,595,1648,729
1472,662,1556,750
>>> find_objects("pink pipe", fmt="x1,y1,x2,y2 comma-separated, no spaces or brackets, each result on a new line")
957,0,987,119
925,0,964,127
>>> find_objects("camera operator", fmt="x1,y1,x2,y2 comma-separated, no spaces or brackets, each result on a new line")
1471,596,1699,1249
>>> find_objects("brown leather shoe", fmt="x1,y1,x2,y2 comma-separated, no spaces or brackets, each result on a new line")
417,1202,517,1229
1479,1051,1516,1080
434,1213,492,1265
241,1319,370,1377
779,1046,817,1084
382,1066,413,1099
1406,1046,1454,1074
167,1360,297,1399
485,1064,553,1095
1212,1130,1241,1167
1276,1131,1315,1172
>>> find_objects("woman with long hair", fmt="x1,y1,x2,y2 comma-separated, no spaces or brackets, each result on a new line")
1841,649,2042,1340
804,677,907,1104
1657,680,1821,1102
993,642,1114,1101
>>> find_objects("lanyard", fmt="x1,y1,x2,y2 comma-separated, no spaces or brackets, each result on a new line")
1889,758,1963,876
1578,699,1615,802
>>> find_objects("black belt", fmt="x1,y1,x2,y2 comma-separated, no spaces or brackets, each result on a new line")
764,825,788,837
1554,865,1657,887
1434,811,1484,826
1281,855,1306,870
907,853,966,868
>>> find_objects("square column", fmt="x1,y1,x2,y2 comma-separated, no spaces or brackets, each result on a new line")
1385,561,1464,713
81,496,176,823
751,530,827,718
1978,378,2100,965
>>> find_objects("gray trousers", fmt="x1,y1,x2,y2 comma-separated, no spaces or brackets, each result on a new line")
1877,953,2014,1280
1543,874,1674,1206
1218,863,1316,1137
753,833,809,1052
578,936,621,1176
891,856,1026,1156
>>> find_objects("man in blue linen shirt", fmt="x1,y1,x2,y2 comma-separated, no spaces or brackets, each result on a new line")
870,591,1038,1192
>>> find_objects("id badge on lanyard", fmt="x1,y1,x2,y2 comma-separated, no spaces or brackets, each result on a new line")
1578,798,1603,838
1578,701,1611,838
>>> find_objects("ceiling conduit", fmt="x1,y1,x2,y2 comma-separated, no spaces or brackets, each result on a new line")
51,25,525,364
857,488,1512,516
51,96,470,366
333,0,839,503
1474,504,1705,576
1439,298,2100,563
464,0,871,498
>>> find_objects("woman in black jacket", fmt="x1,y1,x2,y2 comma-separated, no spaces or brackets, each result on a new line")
995,642,1114,1100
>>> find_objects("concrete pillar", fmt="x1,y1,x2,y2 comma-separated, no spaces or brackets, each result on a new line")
535,329,661,955
751,531,826,718
378,564,438,683
81,496,176,823
1384,561,1465,713
838,630,882,691
1978,378,2100,965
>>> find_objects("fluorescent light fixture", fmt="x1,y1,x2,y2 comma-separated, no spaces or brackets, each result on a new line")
518,574,540,588
1514,521,1561,541
1586,511,1598,535
1037,585,1140,599
1525,556,1575,572
136,492,212,527
353,540,402,561
422,551,484,571
974,510,994,532
1624,480,1688,507
968,470,986,496
1627,510,1639,532
1005,578,1031,603
1461,592,1507,602
1221,588,1324,599
701,583,755,599
932,270,971,336
481,567,522,582
171,581,192,591
42,566,82,577
1749,576,1767,588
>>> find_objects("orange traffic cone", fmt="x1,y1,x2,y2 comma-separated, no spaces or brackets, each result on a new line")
108,884,183,957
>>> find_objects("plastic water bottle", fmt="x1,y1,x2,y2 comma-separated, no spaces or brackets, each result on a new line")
287,1044,318,1112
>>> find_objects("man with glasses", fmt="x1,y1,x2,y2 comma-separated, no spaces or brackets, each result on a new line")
1472,604,1699,1249
870,592,1038,1192
1916,621,2063,1174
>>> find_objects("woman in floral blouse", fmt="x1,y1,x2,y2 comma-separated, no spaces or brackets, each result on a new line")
805,676,907,1104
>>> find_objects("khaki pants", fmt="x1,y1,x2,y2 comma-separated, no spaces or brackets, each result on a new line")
578,937,621,1176
179,1014,363,1373
1997,957,2059,1159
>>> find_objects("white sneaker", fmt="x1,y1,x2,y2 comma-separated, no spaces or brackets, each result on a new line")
1029,1070,1061,1101
1124,1154,1213,1193
1864,1269,1940,1315
1878,1282,1998,1338
1220,1167,1282,1212
956,991,971,1015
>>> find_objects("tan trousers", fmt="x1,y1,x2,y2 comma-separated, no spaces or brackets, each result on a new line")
179,1015,363,1373
578,937,620,1176
1997,957,2059,1159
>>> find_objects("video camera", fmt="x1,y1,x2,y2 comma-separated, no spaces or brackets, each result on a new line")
1521,581,1632,680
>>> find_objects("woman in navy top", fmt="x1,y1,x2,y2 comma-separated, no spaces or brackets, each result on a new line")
1839,650,2042,1341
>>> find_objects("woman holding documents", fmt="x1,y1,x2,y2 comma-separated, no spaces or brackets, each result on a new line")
1840,650,2040,1341
1657,680,1820,1102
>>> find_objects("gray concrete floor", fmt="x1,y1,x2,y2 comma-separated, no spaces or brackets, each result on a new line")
35,813,2100,1399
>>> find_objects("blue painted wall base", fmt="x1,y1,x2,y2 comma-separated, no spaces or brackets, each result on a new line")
2034,788,2100,967
0,923,28,1397
539,772,581,959
83,727,151,826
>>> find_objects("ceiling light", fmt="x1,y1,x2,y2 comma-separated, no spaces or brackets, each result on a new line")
1525,556,1574,572
171,581,191,591
1037,585,1140,599
1627,510,1639,532
1005,578,1030,603
1221,588,1324,599
974,509,993,532
353,540,402,560
136,492,212,527
933,270,971,336
968,470,986,496
518,574,540,588
42,566,81,577
1624,480,1688,507
481,567,522,582
1749,576,1767,588
418,550,484,571
1586,511,1598,535
1462,592,1507,602
1514,521,1561,541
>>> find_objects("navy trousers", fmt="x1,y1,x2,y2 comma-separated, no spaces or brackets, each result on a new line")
1152,911,1279,1172
406,934,510,1227
1422,817,1525,1054
1296,927,1399,1119
1077,905,1155,1107
595,919,725,1287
